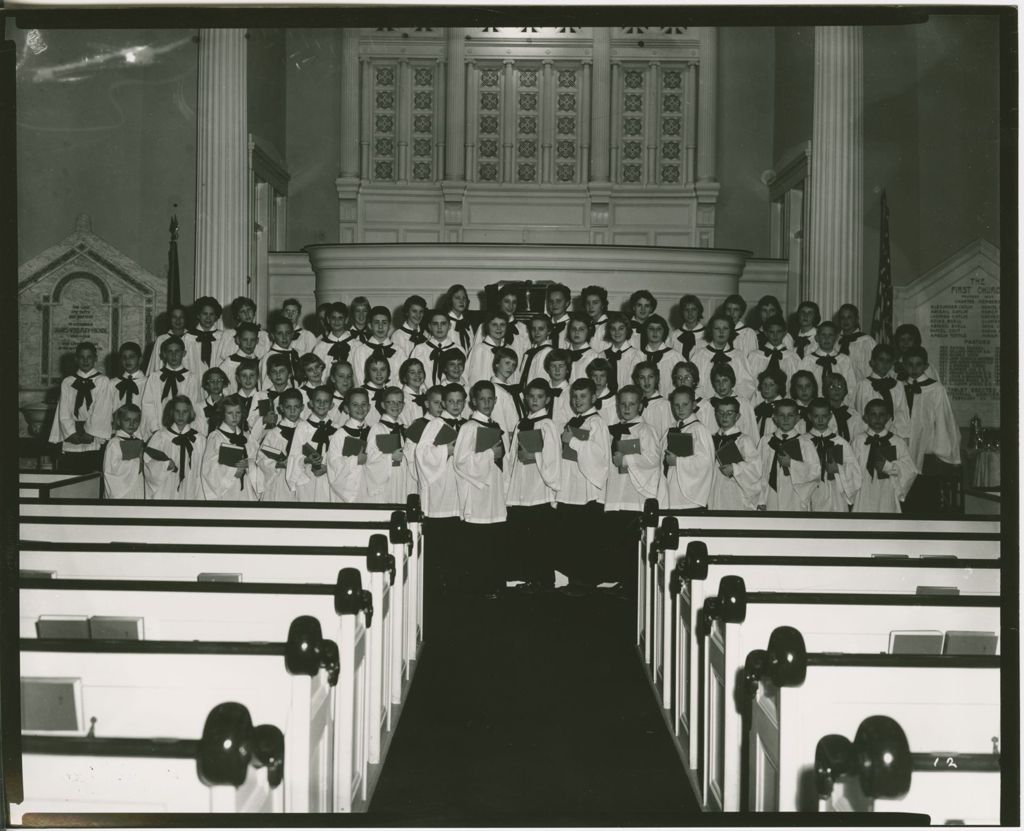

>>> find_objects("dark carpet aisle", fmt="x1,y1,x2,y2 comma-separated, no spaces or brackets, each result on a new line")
369,590,700,824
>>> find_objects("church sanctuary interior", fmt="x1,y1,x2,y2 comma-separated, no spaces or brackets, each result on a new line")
3,7,1015,827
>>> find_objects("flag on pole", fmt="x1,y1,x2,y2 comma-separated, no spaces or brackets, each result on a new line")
870,190,893,345
167,213,181,309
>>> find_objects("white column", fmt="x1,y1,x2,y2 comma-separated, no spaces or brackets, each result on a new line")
807,25,864,315
444,27,467,181
194,29,248,302
696,26,717,183
590,27,611,183
339,28,361,179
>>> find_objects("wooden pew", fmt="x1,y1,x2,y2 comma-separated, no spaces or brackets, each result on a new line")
665,544,1000,777
15,702,284,820
19,471,101,500
19,569,381,812
695,579,999,812
18,617,337,815
747,630,1000,823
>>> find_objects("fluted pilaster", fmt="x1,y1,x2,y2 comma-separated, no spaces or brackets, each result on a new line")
590,27,611,183
445,28,467,181
194,29,249,302
340,28,361,179
807,26,864,316
696,27,717,183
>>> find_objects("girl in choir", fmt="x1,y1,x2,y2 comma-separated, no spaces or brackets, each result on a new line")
144,395,205,500
260,318,302,388
489,347,523,435
893,323,941,381
218,296,270,364
835,303,877,385
146,304,189,377
315,302,332,337
286,386,339,503
632,362,674,441
641,315,686,396
184,296,226,374
102,404,145,499
852,399,918,514
753,368,787,439
707,397,762,511
672,294,706,361
718,295,759,356
566,315,601,382
392,295,428,355
853,343,911,440
753,295,794,352
454,381,509,598
746,315,799,383
825,374,866,445
202,395,258,501
197,367,230,436
297,353,327,405
493,284,528,357
217,322,262,394
444,284,474,354
234,363,262,442
586,358,618,427
347,296,372,342
792,300,821,359
799,320,858,405
327,388,371,503
351,306,407,387
602,313,641,394
505,378,562,592
788,369,818,429
313,302,356,377
662,386,714,512
755,399,820,511
326,359,355,425
466,311,509,386
363,355,393,427
670,361,706,418
398,358,428,427
544,350,574,429
281,297,318,356
141,336,201,439
251,354,296,436
255,388,302,503
518,315,555,386
411,310,458,386
628,289,658,350
439,349,469,392
805,397,861,513
693,314,756,401
364,387,409,504
700,364,758,439
546,283,573,349
110,341,147,413
581,285,611,351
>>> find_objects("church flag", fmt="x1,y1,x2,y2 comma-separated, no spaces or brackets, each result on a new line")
167,212,181,308
870,190,893,345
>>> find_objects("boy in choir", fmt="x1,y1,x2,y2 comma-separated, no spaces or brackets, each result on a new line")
788,370,819,429
901,346,961,515
825,373,866,444
800,320,858,404
805,398,861,513
707,397,763,511
444,284,474,354
466,311,509,386
217,322,262,393
893,324,940,381
835,304,877,385
392,295,428,355
701,364,758,439
546,283,573,349
853,343,911,440
439,349,469,391
662,386,714,511
672,294,706,361
602,313,641,393
404,383,444,496
671,361,704,407
110,342,147,415
347,296,372,342
489,346,523,433
566,315,601,382
364,387,410,504
202,395,258,501
260,318,303,388
255,388,303,503
753,368,787,439
628,289,658,350
747,315,799,382
281,298,318,356
141,336,201,439
362,354,393,426
144,395,205,500
398,358,427,426
492,284,528,356
603,385,661,597
197,367,230,436
453,381,509,598
251,354,296,436
327,388,371,503
755,399,820,511
632,362,674,441
325,359,355,424
544,349,574,429
641,315,686,396
313,301,355,375
102,404,145,499
505,378,562,592
753,296,792,351
218,296,270,364
146,304,189,376
792,301,821,359
518,314,555,386
693,313,757,401
351,306,406,386
719,294,759,356
234,362,263,442
585,358,618,426
581,285,611,351
184,296,226,374
286,386,338,503
411,310,458,386
556,377,612,595
853,399,918,514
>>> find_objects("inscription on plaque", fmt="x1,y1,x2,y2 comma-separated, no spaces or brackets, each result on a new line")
45,275,113,383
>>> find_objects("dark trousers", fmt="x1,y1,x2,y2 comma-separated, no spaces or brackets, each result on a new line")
57,447,104,474
423,516,459,627
556,501,605,585
460,521,506,595
603,509,642,592
506,504,556,587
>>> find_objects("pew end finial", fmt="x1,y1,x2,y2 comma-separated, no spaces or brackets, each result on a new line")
642,498,659,527
285,615,341,686
335,567,375,627
198,702,285,790
367,533,397,585
814,715,912,801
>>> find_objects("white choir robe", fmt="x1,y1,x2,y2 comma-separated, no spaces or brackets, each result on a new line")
588,315,609,352
829,406,867,446
144,426,205,500
518,342,554,387
693,345,757,401
286,417,338,503
295,384,319,423
360,386,384,429
549,314,572,350
364,418,409,504
107,371,148,414
641,396,674,448
466,338,505,386
707,430,762,510
628,321,647,351
568,348,603,383
698,395,758,442
491,378,523,436
255,420,298,503
313,334,359,379
453,414,508,523
327,395,348,428
327,419,370,503
905,380,961,471
414,418,461,518
791,328,819,360
806,431,862,512
603,344,641,392
661,418,714,510
854,373,911,440
838,332,877,385
506,413,562,507
731,324,761,357
604,422,661,512
399,385,426,427
146,332,194,377
140,366,201,440
641,347,687,396
236,390,265,447
202,426,259,501
184,325,228,373
852,431,918,514
410,338,459,387
392,326,425,357
259,346,302,389
746,347,800,386
500,318,531,362
594,391,617,428
402,417,427,496
213,327,270,366
670,324,705,361
289,327,319,358
217,352,262,394
194,396,223,438
799,351,858,406
250,388,294,435
448,312,475,355
751,395,785,439
756,431,821,511
548,382,573,431
50,372,114,452
101,431,146,499
350,339,407,388
557,410,611,506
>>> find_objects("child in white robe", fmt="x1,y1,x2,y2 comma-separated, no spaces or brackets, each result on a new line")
183,296,227,375
805,398,861,512
325,360,355,427
109,341,148,414
746,315,800,383
640,315,686,397
671,294,705,361
581,285,610,353
671,362,710,426
404,384,443,498
392,295,428,357
281,297,318,357
349,307,407,388
140,336,201,440
259,319,303,390
600,313,642,394
327,389,371,503
852,400,918,514
586,358,618,428
489,348,523,435
102,405,145,499
196,367,229,438
567,316,602,383
752,368,787,439
234,364,263,445
145,305,189,377
836,303,877,386
255,388,303,503
700,364,758,440
854,343,911,441
201,396,258,501
707,397,762,511
825,374,866,445
466,312,509,387
662,386,714,511
286,386,339,503
693,314,757,402
789,370,818,434
755,399,820,511
545,350,574,430
364,387,410,504
251,356,297,438
791,301,821,360
799,321,858,408
216,297,270,365
313,302,358,379
217,322,263,394
633,362,673,447
398,358,428,428
50,341,114,472
411,311,459,387
144,395,205,500
517,315,555,387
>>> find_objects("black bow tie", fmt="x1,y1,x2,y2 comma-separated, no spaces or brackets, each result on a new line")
594,392,612,410
160,367,186,400
267,388,287,404
520,344,549,383
71,375,96,415
237,395,254,427
754,400,775,431
644,348,670,364
904,378,936,414
311,420,337,450
271,347,303,379
676,328,702,357
793,335,811,358
382,419,404,437
761,347,785,373
326,339,351,362
831,405,852,441
517,414,549,433
221,429,247,448
401,326,426,346
503,319,520,346
870,376,897,411
427,342,448,383
712,432,739,451
811,433,837,481
441,416,462,431
767,434,792,491
839,332,864,355
191,329,217,366
865,432,894,479
170,429,197,483
567,414,590,430
709,349,732,366
603,348,627,392
342,423,369,440
609,422,636,440
204,401,221,427
115,375,139,406
291,329,304,342
450,317,472,351
815,354,837,380
569,349,590,363
369,342,397,360
278,424,296,453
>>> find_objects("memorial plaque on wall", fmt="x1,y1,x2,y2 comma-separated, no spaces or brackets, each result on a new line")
895,241,1000,427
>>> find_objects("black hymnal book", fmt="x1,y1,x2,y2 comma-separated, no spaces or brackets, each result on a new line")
405,418,429,444
433,423,458,446
780,436,803,462
666,431,694,458
475,426,503,453
119,438,143,461
218,445,246,467
143,445,170,462
341,436,365,457
716,441,743,466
